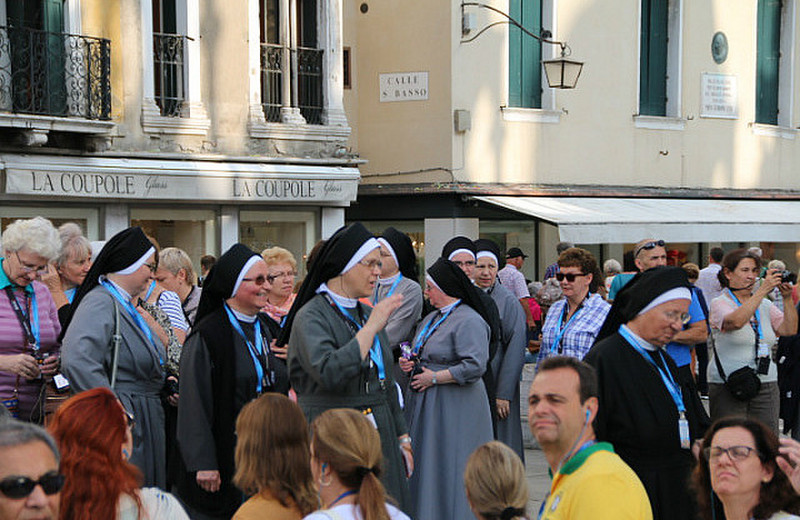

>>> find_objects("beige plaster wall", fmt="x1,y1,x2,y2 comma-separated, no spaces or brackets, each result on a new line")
346,0,452,181
356,0,800,191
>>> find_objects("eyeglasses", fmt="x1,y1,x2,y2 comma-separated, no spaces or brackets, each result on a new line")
663,311,691,326
703,445,759,462
144,262,158,273
241,275,269,286
14,252,48,275
124,409,135,429
0,471,65,499
633,240,666,258
268,271,295,284
556,272,587,282
358,259,383,270
452,260,475,268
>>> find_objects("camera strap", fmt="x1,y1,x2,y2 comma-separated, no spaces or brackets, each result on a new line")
726,288,765,363
3,286,38,350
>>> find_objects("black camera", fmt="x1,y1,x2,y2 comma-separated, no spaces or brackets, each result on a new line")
781,270,797,284
757,356,771,375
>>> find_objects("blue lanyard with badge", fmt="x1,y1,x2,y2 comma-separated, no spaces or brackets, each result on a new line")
100,280,163,366
326,295,387,388
727,288,771,368
619,325,691,450
224,303,273,394
552,300,584,354
412,302,460,355
372,273,403,306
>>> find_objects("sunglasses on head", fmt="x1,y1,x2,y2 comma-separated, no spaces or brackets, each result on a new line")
555,272,586,282
0,471,64,499
634,239,666,258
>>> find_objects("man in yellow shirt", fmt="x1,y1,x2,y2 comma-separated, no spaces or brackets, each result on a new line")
528,356,652,520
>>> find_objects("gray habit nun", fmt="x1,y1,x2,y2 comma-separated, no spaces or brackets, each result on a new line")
405,258,493,520
475,239,527,460
60,227,167,488
281,222,410,512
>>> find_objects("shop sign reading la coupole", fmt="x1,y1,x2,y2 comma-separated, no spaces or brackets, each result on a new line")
7,170,358,203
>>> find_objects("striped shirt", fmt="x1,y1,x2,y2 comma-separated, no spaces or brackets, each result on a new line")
156,290,189,332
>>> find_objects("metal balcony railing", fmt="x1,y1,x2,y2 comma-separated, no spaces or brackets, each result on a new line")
260,43,282,122
259,44,323,125
297,46,323,125
0,25,111,120
153,33,186,117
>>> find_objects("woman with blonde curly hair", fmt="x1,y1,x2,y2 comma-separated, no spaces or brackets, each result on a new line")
464,441,528,520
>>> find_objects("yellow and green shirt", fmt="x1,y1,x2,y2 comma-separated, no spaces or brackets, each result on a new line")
540,442,652,520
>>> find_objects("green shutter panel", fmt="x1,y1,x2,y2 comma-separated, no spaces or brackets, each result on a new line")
756,0,781,125
43,0,67,115
509,0,541,108
639,0,667,116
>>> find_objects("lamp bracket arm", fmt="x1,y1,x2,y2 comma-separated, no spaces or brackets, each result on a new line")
461,1,566,52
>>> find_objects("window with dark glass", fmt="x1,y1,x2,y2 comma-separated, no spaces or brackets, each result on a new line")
756,0,781,125
153,0,185,117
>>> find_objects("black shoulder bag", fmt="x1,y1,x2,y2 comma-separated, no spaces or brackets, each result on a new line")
711,325,761,402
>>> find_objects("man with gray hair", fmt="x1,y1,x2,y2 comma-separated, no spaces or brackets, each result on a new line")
0,419,62,519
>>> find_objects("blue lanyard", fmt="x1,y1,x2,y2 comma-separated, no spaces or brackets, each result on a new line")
372,274,403,305
8,288,40,350
224,304,269,394
552,300,584,354
727,289,763,339
144,280,156,301
330,298,386,382
619,325,685,414
100,280,160,365
413,302,460,354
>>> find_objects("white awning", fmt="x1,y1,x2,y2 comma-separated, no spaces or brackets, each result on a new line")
473,196,800,244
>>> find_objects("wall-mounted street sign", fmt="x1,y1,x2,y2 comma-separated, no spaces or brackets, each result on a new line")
379,72,429,102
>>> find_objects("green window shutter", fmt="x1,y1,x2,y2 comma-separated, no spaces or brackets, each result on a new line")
509,0,541,108
756,0,781,125
639,0,667,116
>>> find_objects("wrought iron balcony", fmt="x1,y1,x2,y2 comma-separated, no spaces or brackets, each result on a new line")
0,25,111,120
260,43,283,123
259,44,323,125
153,33,186,118
297,46,323,125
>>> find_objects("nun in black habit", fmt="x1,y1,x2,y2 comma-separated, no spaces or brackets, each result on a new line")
176,244,289,519
60,227,167,488
282,222,411,511
584,266,710,520
400,257,494,520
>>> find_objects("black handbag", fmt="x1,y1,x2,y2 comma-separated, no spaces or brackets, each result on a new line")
711,331,762,401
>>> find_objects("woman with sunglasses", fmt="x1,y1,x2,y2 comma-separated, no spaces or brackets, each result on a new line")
48,387,189,519
693,417,800,520
177,243,290,520
708,249,797,434
281,223,411,513
0,217,62,424
537,248,609,366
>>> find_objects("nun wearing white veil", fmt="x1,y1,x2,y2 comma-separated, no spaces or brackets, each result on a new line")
61,226,167,488
282,222,412,512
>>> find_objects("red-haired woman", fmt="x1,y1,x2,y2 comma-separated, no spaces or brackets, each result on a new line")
48,387,189,519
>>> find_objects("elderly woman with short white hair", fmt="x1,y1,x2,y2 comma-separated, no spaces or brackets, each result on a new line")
0,217,62,423
40,222,92,326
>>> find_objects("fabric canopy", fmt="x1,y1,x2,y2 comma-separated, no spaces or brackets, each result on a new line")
473,196,800,244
